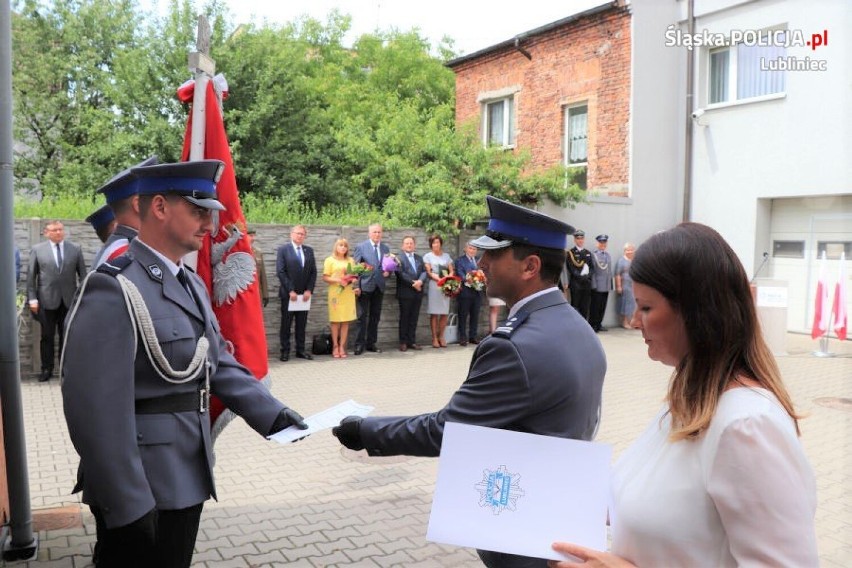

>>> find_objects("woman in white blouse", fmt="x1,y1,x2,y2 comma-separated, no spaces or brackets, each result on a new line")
550,223,817,567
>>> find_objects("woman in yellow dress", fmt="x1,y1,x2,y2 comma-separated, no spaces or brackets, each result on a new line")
323,238,359,358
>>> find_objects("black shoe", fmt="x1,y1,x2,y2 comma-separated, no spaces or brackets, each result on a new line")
366,346,382,353
279,354,289,362
469,338,480,344
408,343,423,351
459,340,468,346
296,352,314,360
39,369,52,382
354,346,364,355
598,326,608,332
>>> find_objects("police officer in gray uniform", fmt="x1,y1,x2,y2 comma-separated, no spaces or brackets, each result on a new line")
62,160,308,568
91,156,158,269
589,234,613,332
333,195,606,568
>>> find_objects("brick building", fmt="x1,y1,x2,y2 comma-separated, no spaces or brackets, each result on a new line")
446,1,685,329
448,3,631,197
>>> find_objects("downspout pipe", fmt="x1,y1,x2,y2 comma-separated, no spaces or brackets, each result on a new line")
682,0,695,222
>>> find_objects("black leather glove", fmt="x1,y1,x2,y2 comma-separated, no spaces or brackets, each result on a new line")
332,416,364,451
269,407,309,435
262,298,269,308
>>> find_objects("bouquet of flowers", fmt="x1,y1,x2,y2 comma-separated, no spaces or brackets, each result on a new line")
339,262,373,291
464,269,487,291
381,253,400,272
438,274,463,298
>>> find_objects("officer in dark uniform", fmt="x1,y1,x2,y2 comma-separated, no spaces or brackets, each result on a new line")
62,160,308,568
86,204,117,244
566,229,594,321
91,156,158,269
332,196,606,568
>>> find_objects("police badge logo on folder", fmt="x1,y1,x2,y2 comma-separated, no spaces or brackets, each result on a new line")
427,422,612,562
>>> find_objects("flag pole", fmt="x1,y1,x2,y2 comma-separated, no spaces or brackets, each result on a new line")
184,15,215,271
0,0,38,559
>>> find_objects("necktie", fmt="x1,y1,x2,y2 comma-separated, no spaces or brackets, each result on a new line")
408,253,416,271
176,268,194,299
374,243,380,263
296,246,304,267
55,243,63,269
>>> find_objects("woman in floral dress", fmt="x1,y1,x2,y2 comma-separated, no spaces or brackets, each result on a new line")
322,238,358,358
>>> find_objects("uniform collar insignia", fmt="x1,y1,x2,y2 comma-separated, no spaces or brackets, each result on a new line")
148,264,163,280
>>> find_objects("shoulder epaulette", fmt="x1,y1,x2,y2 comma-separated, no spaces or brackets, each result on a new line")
96,255,132,276
492,311,531,339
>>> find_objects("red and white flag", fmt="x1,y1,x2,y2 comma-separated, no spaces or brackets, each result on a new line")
832,252,847,341
811,251,830,340
179,78,269,435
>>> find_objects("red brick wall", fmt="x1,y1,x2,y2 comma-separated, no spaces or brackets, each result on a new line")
451,7,631,196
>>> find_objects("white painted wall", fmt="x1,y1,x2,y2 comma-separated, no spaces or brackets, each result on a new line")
682,0,851,335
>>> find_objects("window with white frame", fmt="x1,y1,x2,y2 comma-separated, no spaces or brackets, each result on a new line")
564,103,588,189
483,97,515,148
709,29,787,104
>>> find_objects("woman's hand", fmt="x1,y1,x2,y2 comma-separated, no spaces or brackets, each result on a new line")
548,543,636,568
353,287,361,296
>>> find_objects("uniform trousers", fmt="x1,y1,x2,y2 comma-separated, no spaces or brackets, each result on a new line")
589,291,609,331
569,282,592,322
91,503,203,568
280,305,309,356
356,289,384,348
38,303,68,372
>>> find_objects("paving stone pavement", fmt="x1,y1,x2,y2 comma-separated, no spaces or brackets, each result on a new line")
7,331,851,567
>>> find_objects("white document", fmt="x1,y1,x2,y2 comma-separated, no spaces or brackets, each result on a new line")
427,422,612,562
267,399,374,445
288,294,311,312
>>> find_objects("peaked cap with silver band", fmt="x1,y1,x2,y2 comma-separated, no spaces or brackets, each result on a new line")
131,159,227,211
470,195,574,250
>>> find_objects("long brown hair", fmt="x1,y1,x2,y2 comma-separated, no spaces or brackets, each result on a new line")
630,223,800,440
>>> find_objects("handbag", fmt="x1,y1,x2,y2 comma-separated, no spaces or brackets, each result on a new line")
311,327,333,355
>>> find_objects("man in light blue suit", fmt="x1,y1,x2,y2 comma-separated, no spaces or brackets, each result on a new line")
352,223,390,354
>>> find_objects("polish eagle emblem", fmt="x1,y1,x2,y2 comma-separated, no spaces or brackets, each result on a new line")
211,224,256,306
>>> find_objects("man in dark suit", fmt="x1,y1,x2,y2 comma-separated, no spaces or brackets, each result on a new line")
566,229,594,322
27,220,87,381
455,241,484,346
61,160,307,568
92,155,158,269
395,235,427,351
276,224,317,361
352,223,390,354
333,196,606,568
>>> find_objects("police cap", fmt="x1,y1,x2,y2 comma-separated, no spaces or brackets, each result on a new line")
97,155,159,204
574,230,585,238
596,234,609,243
132,160,226,211
470,195,574,251
85,204,115,231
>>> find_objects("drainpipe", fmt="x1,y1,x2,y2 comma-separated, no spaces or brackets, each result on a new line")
682,0,695,222
514,38,532,61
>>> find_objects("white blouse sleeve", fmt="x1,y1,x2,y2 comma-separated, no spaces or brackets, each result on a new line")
706,413,818,567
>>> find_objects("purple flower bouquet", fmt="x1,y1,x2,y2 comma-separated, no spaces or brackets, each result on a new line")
381,254,400,272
